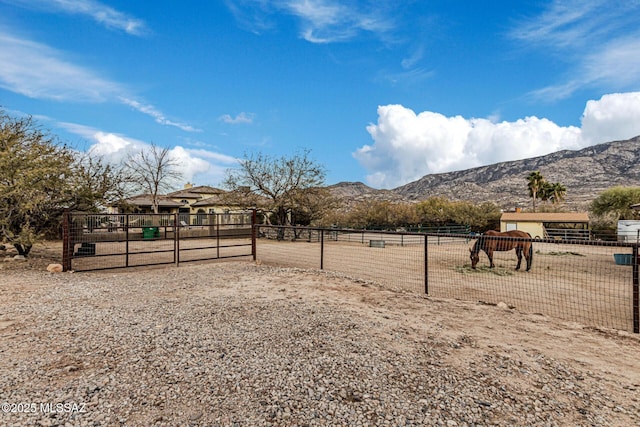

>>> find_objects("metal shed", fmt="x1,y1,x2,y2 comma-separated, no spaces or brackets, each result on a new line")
500,212,590,239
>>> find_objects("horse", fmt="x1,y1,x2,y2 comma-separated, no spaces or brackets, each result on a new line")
469,230,533,271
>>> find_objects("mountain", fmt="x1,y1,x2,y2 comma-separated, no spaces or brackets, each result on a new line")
330,136,640,210
326,181,399,199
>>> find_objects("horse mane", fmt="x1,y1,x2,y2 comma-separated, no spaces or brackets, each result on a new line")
471,235,484,255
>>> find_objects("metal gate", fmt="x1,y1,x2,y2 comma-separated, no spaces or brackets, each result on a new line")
62,211,256,272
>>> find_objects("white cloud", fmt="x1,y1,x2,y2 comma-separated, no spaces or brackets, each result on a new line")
354,92,640,189
166,146,212,184
0,32,121,101
400,46,424,70
120,97,201,132
219,112,255,125
2,0,148,36
185,148,239,165
512,1,640,99
227,0,394,43
60,123,233,187
0,31,197,132
580,92,640,146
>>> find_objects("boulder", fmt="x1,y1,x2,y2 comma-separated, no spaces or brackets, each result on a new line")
47,263,63,273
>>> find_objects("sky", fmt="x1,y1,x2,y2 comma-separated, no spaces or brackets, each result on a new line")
1,1,640,190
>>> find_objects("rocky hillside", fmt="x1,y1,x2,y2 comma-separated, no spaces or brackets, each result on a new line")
330,136,640,211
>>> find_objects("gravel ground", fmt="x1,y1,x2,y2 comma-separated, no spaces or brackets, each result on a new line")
1,253,640,426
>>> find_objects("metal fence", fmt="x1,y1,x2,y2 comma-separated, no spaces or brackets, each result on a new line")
62,211,256,271
255,225,640,334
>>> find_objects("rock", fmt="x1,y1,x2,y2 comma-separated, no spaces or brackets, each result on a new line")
497,301,510,310
13,254,26,261
47,263,64,273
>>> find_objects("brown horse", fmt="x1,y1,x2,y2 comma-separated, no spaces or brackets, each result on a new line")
469,230,533,271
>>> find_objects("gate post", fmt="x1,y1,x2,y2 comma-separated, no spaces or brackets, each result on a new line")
424,234,429,295
252,209,257,261
216,213,220,259
175,213,180,266
62,209,72,272
633,245,639,333
320,228,324,270
174,213,179,266
125,214,130,268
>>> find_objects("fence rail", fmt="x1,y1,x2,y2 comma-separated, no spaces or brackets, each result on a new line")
255,225,640,334
62,211,256,271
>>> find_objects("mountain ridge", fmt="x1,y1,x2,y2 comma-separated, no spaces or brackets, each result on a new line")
329,136,640,210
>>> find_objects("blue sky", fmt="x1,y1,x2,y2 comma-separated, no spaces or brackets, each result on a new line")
1,1,640,190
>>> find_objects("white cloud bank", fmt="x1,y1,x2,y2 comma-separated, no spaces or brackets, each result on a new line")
354,92,640,189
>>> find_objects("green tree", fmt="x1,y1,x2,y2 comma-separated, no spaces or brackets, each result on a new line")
0,111,126,255
415,196,451,224
413,196,501,231
527,171,545,212
69,149,128,212
223,149,326,227
590,186,640,221
289,187,338,226
449,200,501,231
0,111,74,255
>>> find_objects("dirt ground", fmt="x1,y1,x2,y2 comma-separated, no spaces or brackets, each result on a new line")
1,242,640,425
257,237,637,332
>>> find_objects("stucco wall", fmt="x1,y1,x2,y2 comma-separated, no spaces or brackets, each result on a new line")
500,221,543,238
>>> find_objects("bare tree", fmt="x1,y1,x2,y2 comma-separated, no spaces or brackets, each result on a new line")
123,143,183,213
223,149,326,226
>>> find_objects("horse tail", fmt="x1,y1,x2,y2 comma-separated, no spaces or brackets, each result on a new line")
527,232,533,268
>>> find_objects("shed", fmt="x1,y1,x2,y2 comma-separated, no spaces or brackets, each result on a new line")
500,212,590,239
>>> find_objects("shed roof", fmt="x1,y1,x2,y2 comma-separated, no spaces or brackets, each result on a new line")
500,212,589,223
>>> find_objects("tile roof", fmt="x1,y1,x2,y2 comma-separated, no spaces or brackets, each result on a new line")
168,186,225,198
125,194,184,207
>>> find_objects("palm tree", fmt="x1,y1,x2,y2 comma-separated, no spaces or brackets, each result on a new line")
539,182,553,205
527,171,545,212
549,182,567,205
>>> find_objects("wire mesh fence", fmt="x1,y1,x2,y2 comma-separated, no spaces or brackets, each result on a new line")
256,225,640,333
63,211,255,271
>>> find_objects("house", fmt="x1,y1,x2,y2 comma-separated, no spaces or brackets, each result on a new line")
500,212,590,239
167,184,225,211
113,194,184,214
110,183,252,225
167,183,227,222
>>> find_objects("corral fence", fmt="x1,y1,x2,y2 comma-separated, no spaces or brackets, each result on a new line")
62,211,256,272
256,225,640,334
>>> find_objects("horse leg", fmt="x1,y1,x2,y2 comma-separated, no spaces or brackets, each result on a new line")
486,249,495,268
515,247,522,270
